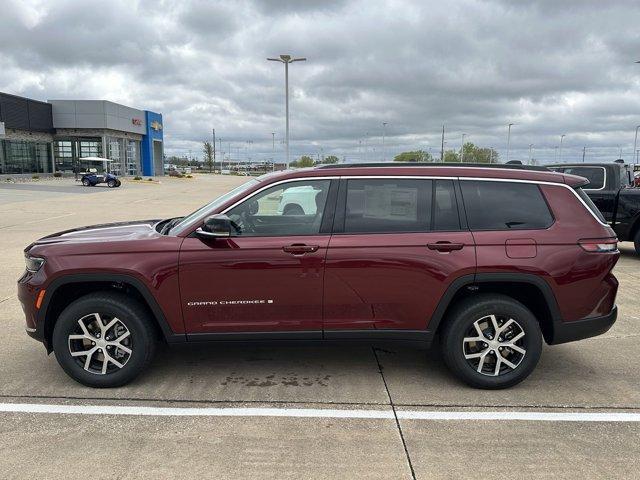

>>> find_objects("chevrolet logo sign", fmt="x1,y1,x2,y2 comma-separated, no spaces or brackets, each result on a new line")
150,121,163,131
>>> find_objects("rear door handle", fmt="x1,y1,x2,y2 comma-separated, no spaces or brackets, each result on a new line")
427,242,464,252
283,244,319,255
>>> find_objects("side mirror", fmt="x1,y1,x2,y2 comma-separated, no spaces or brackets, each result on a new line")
196,214,232,239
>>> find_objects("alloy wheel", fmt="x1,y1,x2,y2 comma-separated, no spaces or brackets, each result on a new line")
462,314,526,376
67,313,132,375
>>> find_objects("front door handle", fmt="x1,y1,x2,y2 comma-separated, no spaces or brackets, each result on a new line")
427,242,464,252
283,244,319,255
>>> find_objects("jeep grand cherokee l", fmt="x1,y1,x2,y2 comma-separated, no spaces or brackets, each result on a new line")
18,163,619,389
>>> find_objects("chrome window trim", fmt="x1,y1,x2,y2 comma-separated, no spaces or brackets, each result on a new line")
178,173,609,233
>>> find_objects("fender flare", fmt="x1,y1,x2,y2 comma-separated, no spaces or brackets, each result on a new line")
38,273,186,349
428,273,563,337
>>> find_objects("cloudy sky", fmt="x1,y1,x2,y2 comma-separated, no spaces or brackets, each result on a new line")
1,0,640,164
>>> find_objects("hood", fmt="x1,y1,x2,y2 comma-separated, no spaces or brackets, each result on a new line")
28,220,162,248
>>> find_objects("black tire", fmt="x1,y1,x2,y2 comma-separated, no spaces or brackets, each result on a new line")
52,292,157,388
82,178,91,187
440,294,542,389
283,204,304,215
115,180,122,187
634,230,640,255
107,179,116,188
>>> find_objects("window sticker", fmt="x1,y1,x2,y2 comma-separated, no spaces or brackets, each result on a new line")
363,185,417,221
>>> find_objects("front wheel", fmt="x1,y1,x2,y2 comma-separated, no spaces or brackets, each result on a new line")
52,292,157,388
107,179,117,188
634,230,640,255
82,178,91,186
440,294,542,389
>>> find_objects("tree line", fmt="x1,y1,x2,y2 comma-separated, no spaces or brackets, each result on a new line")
393,143,500,163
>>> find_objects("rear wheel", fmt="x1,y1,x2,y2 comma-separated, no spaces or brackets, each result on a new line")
52,292,156,388
441,294,542,389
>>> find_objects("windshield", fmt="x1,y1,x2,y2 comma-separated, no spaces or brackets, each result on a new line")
169,179,260,235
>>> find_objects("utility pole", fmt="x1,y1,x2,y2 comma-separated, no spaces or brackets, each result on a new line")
634,126,640,163
559,134,566,162
460,133,466,162
218,137,222,169
506,123,514,162
582,146,586,163
440,125,445,162
267,54,307,168
382,122,388,161
529,144,533,165
212,129,216,173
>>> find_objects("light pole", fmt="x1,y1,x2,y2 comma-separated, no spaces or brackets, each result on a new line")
506,123,514,162
529,144,533,165
559,134,566,162
382,122,388,162
460,133,466,162
271,132,276,170
554,146,559,162
582,146,587,163
364,132,369,162
267,54,307,169
633,126,640,163
212,129,216,173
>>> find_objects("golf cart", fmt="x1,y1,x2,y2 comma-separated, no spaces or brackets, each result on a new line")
78,157,121,188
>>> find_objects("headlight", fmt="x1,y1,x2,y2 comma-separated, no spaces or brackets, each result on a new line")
25,254,45,273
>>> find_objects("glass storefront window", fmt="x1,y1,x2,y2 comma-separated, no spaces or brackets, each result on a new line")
54,140,74,172
126,140,139,175
0,140,52,174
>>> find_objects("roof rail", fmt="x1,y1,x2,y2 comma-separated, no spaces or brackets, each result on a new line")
316,162,550,172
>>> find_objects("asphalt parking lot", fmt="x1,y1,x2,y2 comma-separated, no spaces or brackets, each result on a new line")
1,176,639,479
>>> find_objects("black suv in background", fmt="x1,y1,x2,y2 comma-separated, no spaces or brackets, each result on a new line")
548,162,640,254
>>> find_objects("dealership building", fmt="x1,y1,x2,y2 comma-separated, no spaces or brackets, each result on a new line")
0,92,164,176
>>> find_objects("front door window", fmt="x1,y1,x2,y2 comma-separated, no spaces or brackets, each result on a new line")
226,179,331,236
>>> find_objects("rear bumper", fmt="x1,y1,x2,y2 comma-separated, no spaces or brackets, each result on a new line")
550,305,617,345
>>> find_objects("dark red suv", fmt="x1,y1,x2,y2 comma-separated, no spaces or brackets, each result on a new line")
18,164,619,389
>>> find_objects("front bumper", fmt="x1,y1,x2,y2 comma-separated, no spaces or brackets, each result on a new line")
17,270,47,346
550,305,618,345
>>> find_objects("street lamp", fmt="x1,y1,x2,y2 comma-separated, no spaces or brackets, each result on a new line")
506,123,514,162
559,134,566,162
460,133,466,162
633,126,640,163
529,144,533,165
267,54,307,168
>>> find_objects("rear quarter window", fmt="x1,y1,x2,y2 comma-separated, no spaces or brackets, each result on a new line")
574,187,606,223
460,181,554,230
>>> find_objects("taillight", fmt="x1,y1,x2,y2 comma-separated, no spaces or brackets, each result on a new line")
578,238,618,253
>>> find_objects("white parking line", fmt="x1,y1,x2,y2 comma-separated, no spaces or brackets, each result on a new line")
1,403,639,422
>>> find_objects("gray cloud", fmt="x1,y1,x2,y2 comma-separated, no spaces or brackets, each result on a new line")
1,0,639,164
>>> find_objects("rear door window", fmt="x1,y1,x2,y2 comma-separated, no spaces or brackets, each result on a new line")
433,180,461,231
460,181,553,230
344,179,432,233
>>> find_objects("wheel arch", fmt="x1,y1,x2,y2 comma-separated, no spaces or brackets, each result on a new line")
430,273,563,344
39,273,185,353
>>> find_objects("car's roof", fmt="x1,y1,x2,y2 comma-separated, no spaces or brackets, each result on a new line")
261,163,588,188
